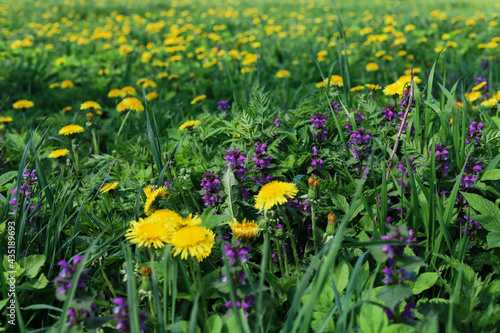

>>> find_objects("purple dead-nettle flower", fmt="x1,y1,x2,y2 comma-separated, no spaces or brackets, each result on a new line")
381,104,398,122
398,89,416,110
466,121,484,146
401,302,416,322
225,149,247,169
225,295,256,317
53,254,88,297
217,100,231,110
345,110,366,134
457,215,482,235
67,307,95,325
310,112,328,129
223,243,251,266
251,142,273,170
113,298,147,333
310,146,324,170
325,101,340,114
273,118,280,127
201,172,221,192
380,227,415,286
430,143,450,162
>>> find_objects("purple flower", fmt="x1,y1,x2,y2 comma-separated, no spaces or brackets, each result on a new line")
273,118,280,127
113,298,147,333
309,112,328,129
53,254,88,297
466,121,484,146
251,142,273,170
223,243,251,266
310,146,324,170
217,100,231,110
224,149,247,169
201,172,221,192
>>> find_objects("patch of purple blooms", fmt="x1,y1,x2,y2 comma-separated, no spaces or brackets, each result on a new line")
475,77,489,91
345,110,365,134
457,215,482,235
225,149,248,181
54,254,88,298
430,143,451,177
456,158,483,204
310,112,328,142
310,146,323,171
9,169,38,211
67,307,95,325
347,128,372,178
217,100,231,117
465,121,484,146
252,142,273,185
200,172,222,210
380,228,416,285
112,297,147,333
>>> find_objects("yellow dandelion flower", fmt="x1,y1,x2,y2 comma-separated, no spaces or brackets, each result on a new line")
171,225,215,262
254,180,299,211
464,91,481,103
383,81,405,97
144,187,168,215
481,98,498,107
60,80,74,89
276,70,291,78
120,86,137,97
398,75,421,85
168,74,179,80
191,95,207,104
146,91,158,101
228,218,259,239
449,118,453,125
456,102,463,107
0,116,14,122
157,72,169,79
100,182,118,193
108,89,122,98
117,97,144,112
142,80,157,88
365,62,379,71
143,185,153,198
365,84,381,91
50,83,60,89
178,214,203,227
61,106,72,114
350,86,365,92
179,120,201,131
48,149,70,158
149,209,183,228
80,101,101,110
472,82,487,91
0,124,3,130
125,217,175,249
59,124,84,135
13,100,34,109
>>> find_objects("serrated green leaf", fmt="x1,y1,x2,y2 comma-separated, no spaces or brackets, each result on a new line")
332,260,350,293
412,272,439,294
377,284,413,310
0,171,17,187
460,192,500,217
22,273,49,289
481,169,500,181
358,303,388,333
19,254,45,278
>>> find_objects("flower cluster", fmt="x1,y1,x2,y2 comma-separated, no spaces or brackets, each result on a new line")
380,228,416,285
112,298,147,333
310,112,328,142
465,121,484,146
217,100,231,117
222,243,255,317
309,146,324,172
9,169,39,214
251,142,273,185
457,215,482,237
225,149,248,180
456,157,483,204
345,110,365,134
200,172,222,210
430,143,451,177
347,128,372,178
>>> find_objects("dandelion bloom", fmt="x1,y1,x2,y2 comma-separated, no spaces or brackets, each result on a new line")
125,217,175,249
351,86,365,92
365,84,381,91
108,89,122,98
48,149,70,158
254,180,299,210
59,124,84,135
0,116,14,122
472,82,487,91
177,214,203,228
365,62,379,71
144,186,168,215
179,120,201,131
50,83,60,89
13,100,34,109
80,101,101,110
120,86,137,97
383,81,405,98
117,97,144,112
60,80,74,89
171,225,215,262
228,218,259,239
149,209,183,228
100,182,118,193
276,70,291,78
191,95,207,105
61,106,72,114
465,91,481,103
142,80,157,88
146,91,158,101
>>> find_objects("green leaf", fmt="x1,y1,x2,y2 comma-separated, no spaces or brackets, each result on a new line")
18,254,45,278
0,171,17,187
481,169,500,181
83,316,112,330
377,284,413,310
206,315,222,333
358,304,388,333
486,232,500,249
412,272,439,294
332,260,350,293
384,324,415,333
460,192,500,217
3,256,25,278
0,298,9,312
21,273,49,289
221,167,237,219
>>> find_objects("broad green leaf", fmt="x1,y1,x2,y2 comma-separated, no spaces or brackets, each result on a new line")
486,232,500,249
460,192,500,217
412,272,439,294
332,260,350,293
206,315,222,333
0,171,17,187
21,273,49,289
19,254,45,278
358,304,388,333
384,324,415,333
377,284,413,310
481,169,500,181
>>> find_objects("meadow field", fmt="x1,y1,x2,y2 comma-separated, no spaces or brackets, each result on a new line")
1,0,500,332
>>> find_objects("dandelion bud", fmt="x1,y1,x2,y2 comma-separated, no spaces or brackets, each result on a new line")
139,266,152,292
326,211,337,235
86,112,93,120
308,175,319,200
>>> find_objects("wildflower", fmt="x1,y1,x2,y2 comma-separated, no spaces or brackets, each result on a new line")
366,62,379,71
191,95,207,104
365,84,381,91
61,106,72,114
179,120,201,131
13,100,34,109
217,100,231,110
466,121,484,145
49,149,70,158
225,296,256,317
309,146,324,171
80,101,101,111
59,124,84,135
0,116,13,123
144,186,168,215
380,227,415,285
276,69,291,78
326,211,337,235
254,180,298,211
200,172,222,208
146,91,158,101
251,142,273,171
383,81,405,97
112,298,147,333
117,97,144,112
108,89,122,98
100,182,118,193
224,149,248,180
228,219,259,239
53,254,88,298
177,214,203,228
464,91,481,102
171,225,215,262
125,217,175,248
60,80,74,89
120,86,137,97
310,112,328,142
351,85,365,92
149,209,183,229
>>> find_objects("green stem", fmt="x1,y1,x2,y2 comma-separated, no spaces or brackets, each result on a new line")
116,110,131,143
279,205,300,272
274,237,284,277
92,128,99,155
281,238,290,276
148,250,158,324
311,203,318,254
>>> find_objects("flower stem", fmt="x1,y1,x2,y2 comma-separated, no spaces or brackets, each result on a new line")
274,237,284,277
91,128,99,155
116,110,131,143
311,203,318,254
279,205,300,272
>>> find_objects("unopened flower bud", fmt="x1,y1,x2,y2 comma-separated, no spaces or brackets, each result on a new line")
326,211,337,235
308,175,319,199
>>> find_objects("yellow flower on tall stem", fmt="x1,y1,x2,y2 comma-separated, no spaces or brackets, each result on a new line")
126,217,175,249
171,225,215,262
100,182,119,193
179,120,200,131
13,100,34,110
48,149,70,158
144,186,168,215
228,218,259,240
254,180,298,211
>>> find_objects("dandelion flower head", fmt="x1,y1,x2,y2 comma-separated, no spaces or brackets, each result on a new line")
228,218,259,240
48,149,70,158
171,225,215,262
254,180,299,210
59,124,84,135
125,217,175,249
